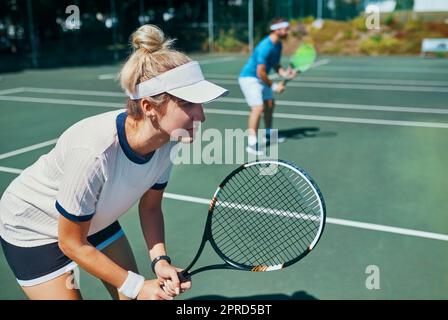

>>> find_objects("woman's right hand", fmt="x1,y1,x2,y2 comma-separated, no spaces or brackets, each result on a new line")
136,279,176,300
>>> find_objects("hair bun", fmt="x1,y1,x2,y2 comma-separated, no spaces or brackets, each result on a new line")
131,24,173,53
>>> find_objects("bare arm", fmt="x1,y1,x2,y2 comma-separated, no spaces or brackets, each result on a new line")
58,216,128,289
139,188,167,261
256,64,273,87
257,64,287,93
58,213,174,300
139,188,192,295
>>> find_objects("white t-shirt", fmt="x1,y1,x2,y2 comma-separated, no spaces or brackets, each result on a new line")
0,109,179,247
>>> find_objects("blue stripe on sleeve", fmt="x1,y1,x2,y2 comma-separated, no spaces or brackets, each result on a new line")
55,201,94,222
151,182,168,190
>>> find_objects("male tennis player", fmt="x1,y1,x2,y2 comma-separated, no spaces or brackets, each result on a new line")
0,25,228,300
239,18,297,155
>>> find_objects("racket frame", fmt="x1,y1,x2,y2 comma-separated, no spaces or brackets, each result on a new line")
279,59,330,85
180,160,326,279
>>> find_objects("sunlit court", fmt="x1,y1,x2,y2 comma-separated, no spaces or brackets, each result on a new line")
0,0,447,301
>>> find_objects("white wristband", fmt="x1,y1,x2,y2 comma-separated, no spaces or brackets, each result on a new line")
118,271,145,299
271,82,279,91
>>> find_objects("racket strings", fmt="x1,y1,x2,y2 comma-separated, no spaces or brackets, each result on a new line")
212,174,282,263
213,179,312,266
212,199,286,266
210,164,323,267
290,43,317,72
215,188,298,266
260,169,319,255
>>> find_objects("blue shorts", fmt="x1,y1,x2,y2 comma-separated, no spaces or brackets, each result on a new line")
0,221,124,287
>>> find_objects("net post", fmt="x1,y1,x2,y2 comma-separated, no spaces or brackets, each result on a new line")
248,0,254,53
138,0,145,26
208,0,214,54
26,0,38,68
317,0,323,20
110,0,119,62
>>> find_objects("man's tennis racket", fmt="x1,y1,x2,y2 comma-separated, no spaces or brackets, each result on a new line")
174,159,326,285
289,43,317,73
271,43,329,85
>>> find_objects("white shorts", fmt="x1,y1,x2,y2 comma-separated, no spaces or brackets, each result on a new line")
238,77,274,107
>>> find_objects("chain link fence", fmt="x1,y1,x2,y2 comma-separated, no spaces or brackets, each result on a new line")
0,0,375,71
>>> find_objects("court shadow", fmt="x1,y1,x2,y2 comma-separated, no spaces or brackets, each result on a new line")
188,290,318,300
277,127,337,140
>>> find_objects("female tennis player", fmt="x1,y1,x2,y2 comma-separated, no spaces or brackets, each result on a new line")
239,18,297,155
0,24,227,300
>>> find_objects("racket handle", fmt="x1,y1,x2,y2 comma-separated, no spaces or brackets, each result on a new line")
160,270,191,294
179,270,191,282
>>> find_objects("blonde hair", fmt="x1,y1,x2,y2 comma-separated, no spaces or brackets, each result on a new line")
119,24,191,119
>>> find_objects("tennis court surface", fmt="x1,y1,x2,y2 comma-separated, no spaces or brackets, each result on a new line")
0,55,447,299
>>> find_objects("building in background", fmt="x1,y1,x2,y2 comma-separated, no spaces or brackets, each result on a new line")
365,0,397,13
414,0,448,12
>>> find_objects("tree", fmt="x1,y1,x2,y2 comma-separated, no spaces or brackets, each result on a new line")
395,0,414,11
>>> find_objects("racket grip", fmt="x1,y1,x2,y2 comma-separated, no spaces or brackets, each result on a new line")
160,270,191,294
179,270,191,282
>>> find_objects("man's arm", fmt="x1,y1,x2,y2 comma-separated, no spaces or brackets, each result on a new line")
256,64,273,87
257,64,286,93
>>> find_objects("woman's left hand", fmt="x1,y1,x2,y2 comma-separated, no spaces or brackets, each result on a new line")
154,261,192,296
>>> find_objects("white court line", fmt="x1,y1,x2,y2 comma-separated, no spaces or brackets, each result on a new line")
9,87,448,115
219,97,448,115
198,57,237,65
317,65,448,74
0,166,23,174
298,77,448,87
98,74,116,80
1,95,448,129
0,165,446,242
23,87,124,97
0,139,58,160
0,95,119,108
205,108,448,129
97,57,237,80
210,79,448,93
0,87,25,95
216,201,320,222
325,217,448,241
163,193,448,242
206,73,448,87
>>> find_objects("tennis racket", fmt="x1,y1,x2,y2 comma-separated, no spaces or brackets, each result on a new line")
270,43,329,85
289,43,317,73
173,159,326,286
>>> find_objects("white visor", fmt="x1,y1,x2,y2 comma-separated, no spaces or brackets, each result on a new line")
270,21,290,31
127,61,228,104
